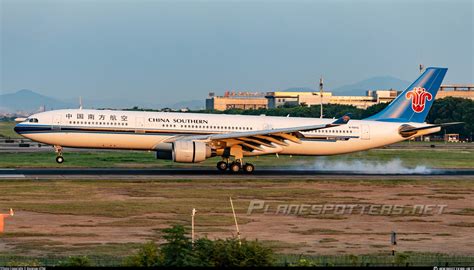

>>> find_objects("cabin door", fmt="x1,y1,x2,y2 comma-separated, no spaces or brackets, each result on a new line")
135,117,145,133
52,114,62,131
361,124,370,140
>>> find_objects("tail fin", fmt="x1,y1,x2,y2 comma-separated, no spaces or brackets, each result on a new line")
365,67,447,123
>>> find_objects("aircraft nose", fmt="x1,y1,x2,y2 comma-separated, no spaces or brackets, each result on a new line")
14,124,21,134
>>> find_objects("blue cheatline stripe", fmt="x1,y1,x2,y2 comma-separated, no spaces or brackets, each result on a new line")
14,124,215,136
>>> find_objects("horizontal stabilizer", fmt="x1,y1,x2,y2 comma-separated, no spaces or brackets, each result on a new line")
401,122,463,133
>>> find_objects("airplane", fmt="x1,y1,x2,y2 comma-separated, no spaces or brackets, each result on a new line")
14,67,460,173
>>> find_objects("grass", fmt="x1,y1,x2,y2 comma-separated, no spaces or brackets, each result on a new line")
319,238,338,243
0,178,471,259
451,208,474,216
0,147,472,168
289,228,343,235
448,222,474,227
0,121,21,139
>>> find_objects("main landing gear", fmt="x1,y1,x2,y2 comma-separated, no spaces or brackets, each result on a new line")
54,145,64,164
216,160,255,173
216,146,255,173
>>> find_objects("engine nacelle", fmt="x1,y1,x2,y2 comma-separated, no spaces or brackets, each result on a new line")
172,141,212,163
155,143,173,160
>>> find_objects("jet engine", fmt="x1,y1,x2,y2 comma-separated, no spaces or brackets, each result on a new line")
155,141,213,163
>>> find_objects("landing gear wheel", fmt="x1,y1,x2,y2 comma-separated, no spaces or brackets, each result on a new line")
230,162,241,173
56,156,64,164
217,161,228,171
243,163,255,173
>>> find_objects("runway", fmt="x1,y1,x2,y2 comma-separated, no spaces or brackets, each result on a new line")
1,167,473,179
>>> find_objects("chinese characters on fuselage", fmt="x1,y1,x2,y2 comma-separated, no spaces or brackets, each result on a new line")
65,113,128,122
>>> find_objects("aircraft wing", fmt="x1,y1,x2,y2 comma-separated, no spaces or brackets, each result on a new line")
164,114,351,152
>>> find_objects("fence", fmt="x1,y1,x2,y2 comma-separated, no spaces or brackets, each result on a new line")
0,254,472,267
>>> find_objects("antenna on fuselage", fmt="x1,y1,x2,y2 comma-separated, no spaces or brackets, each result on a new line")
79,96,83,110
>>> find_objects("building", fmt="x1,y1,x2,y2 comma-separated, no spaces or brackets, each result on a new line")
436,84,474,100
266,90,399,109
265,91,333,108
445,133,460,143
206,84,473,111
206,91,268,111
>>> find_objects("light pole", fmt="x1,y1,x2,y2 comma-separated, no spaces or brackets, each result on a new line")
229,197,241,246
319,76,324,118
419,64,424,74
191,208,196,245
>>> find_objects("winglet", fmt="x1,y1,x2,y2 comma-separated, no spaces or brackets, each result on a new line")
332,113,351,125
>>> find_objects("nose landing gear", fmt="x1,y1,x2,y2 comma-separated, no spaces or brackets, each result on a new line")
56,156,64,164
54,145,64,164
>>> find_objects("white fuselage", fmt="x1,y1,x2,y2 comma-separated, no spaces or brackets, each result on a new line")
15,109,439,156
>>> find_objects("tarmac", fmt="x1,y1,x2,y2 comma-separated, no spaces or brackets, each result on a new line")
1,167,473,180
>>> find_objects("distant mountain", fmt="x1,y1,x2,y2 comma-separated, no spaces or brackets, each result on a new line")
283,87,317,92
0,89,74,112
0,89,205,113
332,76,410,95
62,97,162,110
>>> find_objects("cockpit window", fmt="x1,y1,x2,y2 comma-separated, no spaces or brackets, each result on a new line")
28,118,39,123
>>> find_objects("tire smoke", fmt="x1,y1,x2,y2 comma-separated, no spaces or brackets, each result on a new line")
303,158,432,174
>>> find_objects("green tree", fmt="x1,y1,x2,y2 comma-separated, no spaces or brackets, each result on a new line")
123,241,161,267
123,224,276,267
160,224,195,266
189,238,216,267
427,97,474,139
289,258,318,267
394,252,410,266
210,238,274,267
361,102,390,118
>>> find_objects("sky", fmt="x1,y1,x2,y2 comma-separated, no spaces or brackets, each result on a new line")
1,0,473,105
